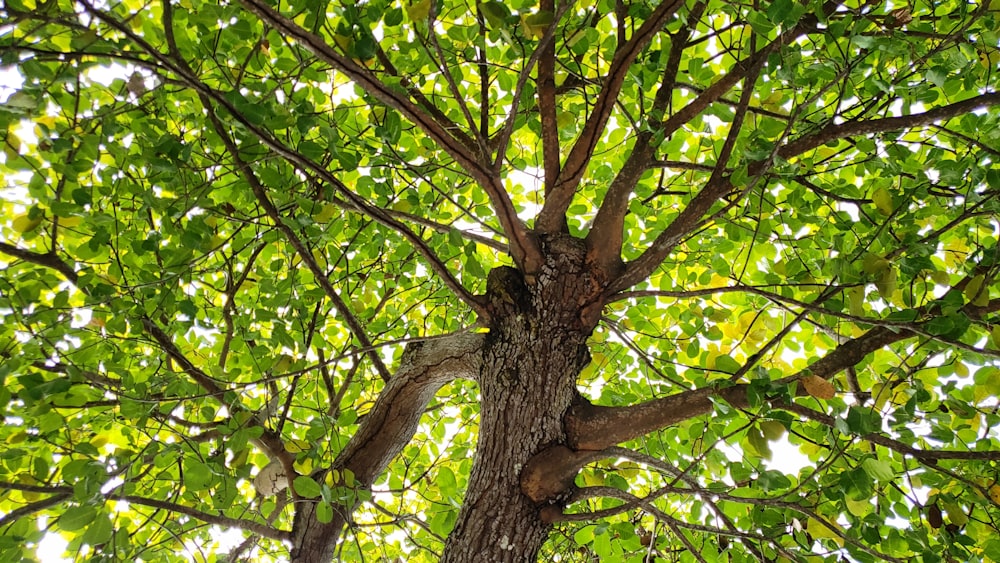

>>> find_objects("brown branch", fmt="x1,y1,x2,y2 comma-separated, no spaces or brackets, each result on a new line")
199,103,394,381
779,402,1000,462
425,5,485,154
490,1,574,176
570,265,997,450
779,92,1000,160
536,0,686,233
0,242,79,284
537,0,559,199
566,323,907,451
0,481,287,540
236,0,541,272
288,332,483,556
139,318,294,472
583,0,706,277
0,492,70,528
565,383,752,451
335,332,483,484
588,4,833,291
123,494,290,541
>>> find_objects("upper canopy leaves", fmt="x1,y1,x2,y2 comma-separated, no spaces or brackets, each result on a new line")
1,0,1000,561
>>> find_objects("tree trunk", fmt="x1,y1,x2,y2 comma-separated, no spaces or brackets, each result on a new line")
441,236,599,562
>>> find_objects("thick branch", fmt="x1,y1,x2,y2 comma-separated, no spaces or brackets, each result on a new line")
288,332,483,560
590,5,837,294
565,384,751,450
569,271,998,450
336,333,483,484
535,0,685,233
567,320,909,450
584,0,706,278
0,243,78,284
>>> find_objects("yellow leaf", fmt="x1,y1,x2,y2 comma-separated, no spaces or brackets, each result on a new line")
847,286,865,317
861,253,889,275
846,497,873,517
581,470,603,487
964,274,990,306
407,0,432,21
12,214,42,233
992,325,1000,349
294,458,314,475
333,33,353,52
286,439,311,453
313,203,338,223
989,484,1000,505
520,10,554,39
806,518,844,546
875,267,897,298
760,420,786,441
802,375,836,400
744,427,772,460
872,187,894,215
57,215,82,228
274,355,294,373
943,501,968,526
230,448,249,468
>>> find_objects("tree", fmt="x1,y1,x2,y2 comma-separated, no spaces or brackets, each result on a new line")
2,0,1000,560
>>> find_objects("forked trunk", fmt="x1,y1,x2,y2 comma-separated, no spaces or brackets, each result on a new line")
290,237,600,562
441,237,599,562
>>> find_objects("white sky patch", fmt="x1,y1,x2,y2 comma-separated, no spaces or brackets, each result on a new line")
0,66,25,102
35,530,71,563
764,437,812,474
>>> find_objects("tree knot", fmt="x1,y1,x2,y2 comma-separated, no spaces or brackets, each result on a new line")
486,266,531,318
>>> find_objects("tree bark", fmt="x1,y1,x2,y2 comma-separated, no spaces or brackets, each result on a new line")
289,333,483,562
441,236,599,562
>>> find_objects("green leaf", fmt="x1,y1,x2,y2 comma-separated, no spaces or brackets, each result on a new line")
315,500,334,523
293,475,323,498
58,505,96,532
81,512,114,545
861,458,894,482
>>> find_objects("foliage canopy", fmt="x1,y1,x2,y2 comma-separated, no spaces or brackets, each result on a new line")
2,0,1000,561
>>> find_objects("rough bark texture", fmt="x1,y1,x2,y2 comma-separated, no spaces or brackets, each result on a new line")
440,235,601,562
290,333,483,562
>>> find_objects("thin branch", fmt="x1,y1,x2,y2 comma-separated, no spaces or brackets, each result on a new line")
199,101,394,381
0,492,70,528
779,402,1000,462
537,0,559,197
0,481,288,541
236,0,541,272
491,1,576,175
122,494,290,541
779,92,1000,159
